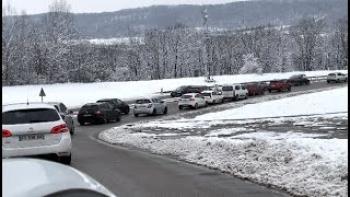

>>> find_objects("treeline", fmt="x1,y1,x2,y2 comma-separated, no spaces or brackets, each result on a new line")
2,3,348,85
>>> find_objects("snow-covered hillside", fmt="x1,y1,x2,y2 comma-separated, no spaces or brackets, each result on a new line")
2,70,347,108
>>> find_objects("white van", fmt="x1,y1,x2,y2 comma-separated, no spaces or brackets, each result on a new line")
221,84,248,101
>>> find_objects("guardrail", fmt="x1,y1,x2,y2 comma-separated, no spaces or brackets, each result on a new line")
308,75,328,82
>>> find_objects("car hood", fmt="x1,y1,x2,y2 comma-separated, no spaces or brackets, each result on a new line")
3,158,116,197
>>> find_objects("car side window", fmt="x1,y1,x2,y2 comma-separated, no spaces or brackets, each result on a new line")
235,86,240,90
60,103,67,113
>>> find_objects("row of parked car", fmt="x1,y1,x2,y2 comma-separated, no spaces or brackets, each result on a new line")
2,72,346,166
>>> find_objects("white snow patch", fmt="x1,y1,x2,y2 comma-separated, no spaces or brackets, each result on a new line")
100,128,348,197
205,128,251,137
196,87,348,120
230,131,329,139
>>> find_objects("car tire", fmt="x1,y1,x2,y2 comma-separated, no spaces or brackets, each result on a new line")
70,126,75,135
163,107,168,114
59,154,71,165
134,113,139,117
288,87,291,92
194,103,199,109
124,108,130,115
116,115,121,122
245,94,248,99
152,109,157,115
268,89,272,93
79,121,84,126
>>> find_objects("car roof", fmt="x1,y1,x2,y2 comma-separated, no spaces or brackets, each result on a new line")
97,98,120,101
201,90,214,93
3,158,116,197
183,93,198,96
2,103,56,113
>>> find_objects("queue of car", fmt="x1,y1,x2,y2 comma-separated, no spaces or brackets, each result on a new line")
2,72,346,167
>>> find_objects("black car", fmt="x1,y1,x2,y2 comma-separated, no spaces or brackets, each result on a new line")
77,102,121,125
170,85,209,97
288,74,310,86
96,98,130,114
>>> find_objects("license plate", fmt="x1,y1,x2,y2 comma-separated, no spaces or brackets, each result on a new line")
19,134,45,141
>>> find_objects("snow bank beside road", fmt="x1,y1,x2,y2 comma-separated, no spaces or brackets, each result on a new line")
2,70,347,108
100,127,348,197
196,87,348,120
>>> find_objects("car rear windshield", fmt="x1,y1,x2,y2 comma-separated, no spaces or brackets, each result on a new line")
202,93,211,97
136,99,151,104
181,95,193,99
2,108,60,125
222,86,233,91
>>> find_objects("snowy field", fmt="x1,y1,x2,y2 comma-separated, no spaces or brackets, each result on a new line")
2,70,347,108
100,87,348,197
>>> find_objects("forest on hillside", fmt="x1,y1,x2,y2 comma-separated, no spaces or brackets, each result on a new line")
2,0,348,85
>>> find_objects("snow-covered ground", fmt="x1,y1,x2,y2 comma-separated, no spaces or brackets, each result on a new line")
196,87,348,120
2,70,347,108
100,87,348,197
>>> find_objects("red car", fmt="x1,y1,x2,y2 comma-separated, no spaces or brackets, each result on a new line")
243,82,265,96
268,80,291,92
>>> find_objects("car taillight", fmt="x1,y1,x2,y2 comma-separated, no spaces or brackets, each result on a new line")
2,129,12,138
51,124,69,134
147,104,153,108
95,111,102,115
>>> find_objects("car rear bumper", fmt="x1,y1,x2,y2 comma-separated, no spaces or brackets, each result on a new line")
2,133,72,158
133,107,153,114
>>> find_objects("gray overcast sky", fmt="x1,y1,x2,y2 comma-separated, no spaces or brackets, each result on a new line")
3,0,239,15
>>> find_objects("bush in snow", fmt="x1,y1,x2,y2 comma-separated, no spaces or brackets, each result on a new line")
239,54,263,74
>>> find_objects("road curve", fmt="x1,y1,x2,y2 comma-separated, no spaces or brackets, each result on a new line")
70,81,345,197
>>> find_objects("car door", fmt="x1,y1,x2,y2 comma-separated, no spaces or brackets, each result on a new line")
59,103,73,130
235,85,241,98
197,94,206,106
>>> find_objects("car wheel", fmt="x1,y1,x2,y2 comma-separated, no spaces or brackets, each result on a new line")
116,115,121,122
59,154,71,165
134,113,139,117
194,103,199,109
79,121,85,126
288,87,291,92
268,89,272,93
178,105,183,110
152,109,157,115
124,108,130,115
245,94,248,99
70,126,75,135
163,107,168,114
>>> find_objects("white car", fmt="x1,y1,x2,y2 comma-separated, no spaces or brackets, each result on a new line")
221,84,248,100
201,90,224,104
2,103,72,164
133,97,168,117
327,72,348,83
3,158,116,197
178,93,207,109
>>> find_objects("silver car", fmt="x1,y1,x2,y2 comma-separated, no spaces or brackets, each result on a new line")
133,98,168,117
48,102,75,135
2,103,72,164
3,158,116,197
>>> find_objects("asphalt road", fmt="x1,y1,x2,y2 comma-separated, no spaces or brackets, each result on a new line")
70,81,346,197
